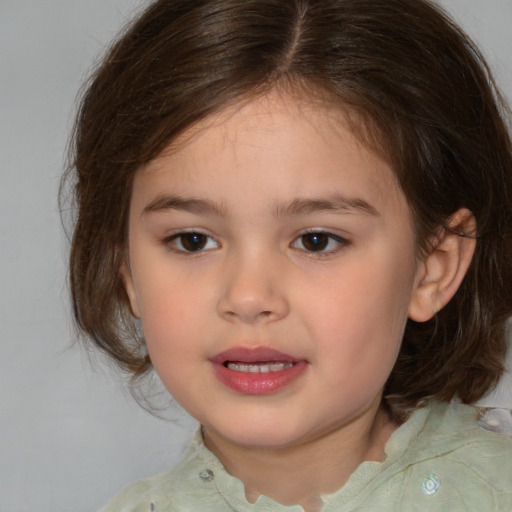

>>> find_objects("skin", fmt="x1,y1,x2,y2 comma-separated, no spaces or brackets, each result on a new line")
121,90,475,510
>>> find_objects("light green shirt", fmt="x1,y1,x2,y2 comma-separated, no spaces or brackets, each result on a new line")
102,402,512,511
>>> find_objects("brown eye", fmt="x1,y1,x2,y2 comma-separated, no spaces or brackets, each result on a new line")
168,232,218,252
180,233,207,251
301,233,329,251
291,231,348,254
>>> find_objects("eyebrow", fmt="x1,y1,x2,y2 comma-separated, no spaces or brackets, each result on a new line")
273,194,380,218
143,195,228,217
142,193,379,218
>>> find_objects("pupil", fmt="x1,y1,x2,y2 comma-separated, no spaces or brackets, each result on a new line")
182,233,207,251
302,233,328,251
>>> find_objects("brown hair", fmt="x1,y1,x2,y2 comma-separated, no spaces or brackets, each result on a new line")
64,0,512,414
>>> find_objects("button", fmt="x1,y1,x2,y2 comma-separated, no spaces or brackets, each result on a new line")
422,473,441,495
199,469,214,482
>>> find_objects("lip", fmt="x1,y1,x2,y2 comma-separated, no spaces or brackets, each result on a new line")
210,346,308,395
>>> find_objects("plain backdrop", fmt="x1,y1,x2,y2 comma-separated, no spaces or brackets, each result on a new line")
0,1,511,511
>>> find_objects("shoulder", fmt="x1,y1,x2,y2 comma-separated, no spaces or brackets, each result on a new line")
436,404,512,489
418,402,512,462
397,402,512,509
100,430,224,512
100,466,180,512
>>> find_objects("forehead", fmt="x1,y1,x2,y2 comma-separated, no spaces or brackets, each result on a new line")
133,90,405,216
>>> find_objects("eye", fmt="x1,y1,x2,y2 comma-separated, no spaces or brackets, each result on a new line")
166,232,219,253
291,231,347,254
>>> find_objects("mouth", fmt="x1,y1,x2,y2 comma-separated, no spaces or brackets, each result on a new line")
224,361,296,373
210,347,307,395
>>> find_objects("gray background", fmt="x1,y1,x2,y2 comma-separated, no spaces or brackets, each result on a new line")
1,1,511,511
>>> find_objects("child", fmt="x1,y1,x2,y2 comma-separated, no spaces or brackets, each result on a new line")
65,0,512,510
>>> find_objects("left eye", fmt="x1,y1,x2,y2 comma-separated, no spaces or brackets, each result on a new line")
291,232,347,253
166,232,219,252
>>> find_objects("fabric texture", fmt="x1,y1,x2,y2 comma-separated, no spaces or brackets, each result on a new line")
102,402,512,511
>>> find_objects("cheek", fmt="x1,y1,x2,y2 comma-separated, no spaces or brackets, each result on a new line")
140,296,205,402
306,275,409,405
301,255,414,367
135,278,207,364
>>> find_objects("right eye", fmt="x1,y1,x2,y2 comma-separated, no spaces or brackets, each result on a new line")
165,232,219,253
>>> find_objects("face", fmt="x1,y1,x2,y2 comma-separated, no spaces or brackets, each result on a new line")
123,90,424,451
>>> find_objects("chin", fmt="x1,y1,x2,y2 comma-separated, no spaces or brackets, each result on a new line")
206,417,315,451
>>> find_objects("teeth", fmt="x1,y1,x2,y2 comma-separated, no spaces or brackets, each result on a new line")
226,362,295,373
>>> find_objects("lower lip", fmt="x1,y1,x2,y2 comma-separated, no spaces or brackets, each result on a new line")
211,361,307,395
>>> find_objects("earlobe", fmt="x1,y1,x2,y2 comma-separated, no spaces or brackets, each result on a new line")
119,261,141,318
408,208,476,322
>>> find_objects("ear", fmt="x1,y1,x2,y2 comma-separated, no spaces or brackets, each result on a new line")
408,208,476,322
119,260,141,318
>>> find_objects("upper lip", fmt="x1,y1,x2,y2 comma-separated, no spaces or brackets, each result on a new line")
210,346,301,364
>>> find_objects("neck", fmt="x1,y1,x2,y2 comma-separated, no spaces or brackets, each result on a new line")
203,401,399,512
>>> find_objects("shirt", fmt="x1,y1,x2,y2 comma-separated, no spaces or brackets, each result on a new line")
102,401,512,511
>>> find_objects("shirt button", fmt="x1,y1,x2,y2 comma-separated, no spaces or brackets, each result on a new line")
422,473,441,495
199,469,215,482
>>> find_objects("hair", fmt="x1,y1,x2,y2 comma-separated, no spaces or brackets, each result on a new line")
64,0,512,416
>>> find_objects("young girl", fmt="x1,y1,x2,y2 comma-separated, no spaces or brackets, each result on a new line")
65,0,512,510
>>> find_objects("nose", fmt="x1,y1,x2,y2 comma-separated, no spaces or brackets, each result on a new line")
216,253,289,324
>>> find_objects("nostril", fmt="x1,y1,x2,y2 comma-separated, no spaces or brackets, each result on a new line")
216,288,289,324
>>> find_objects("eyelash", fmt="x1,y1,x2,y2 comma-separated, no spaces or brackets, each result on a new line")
163,230,349,256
